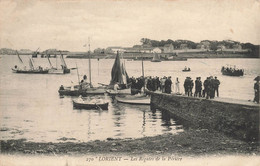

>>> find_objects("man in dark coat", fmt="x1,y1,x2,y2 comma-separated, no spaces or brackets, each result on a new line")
253,77,260,103
203,77,210,99
213,76,220,97
165,76,172,94
194,77,202,97
184,77,189,95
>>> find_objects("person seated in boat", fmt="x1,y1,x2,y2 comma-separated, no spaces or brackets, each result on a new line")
70,81,75,90
83,75,88,83
14,65,18,69
188,67,190,71
59,85,65,91
184,66,187,70
77,95,84,102
114,82,120,93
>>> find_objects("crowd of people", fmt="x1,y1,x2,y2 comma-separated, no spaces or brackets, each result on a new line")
127,75,220,99
127,75,221,99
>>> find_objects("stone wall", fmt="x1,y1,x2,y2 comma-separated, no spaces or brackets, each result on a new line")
150,92,259,142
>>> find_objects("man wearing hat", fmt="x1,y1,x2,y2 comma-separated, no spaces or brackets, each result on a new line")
253,76,260,103
213,76,220,97
165,76,172,94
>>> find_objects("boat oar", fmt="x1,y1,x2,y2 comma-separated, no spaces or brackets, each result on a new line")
98,83,108,86
70,67,77,70
95,103,103,111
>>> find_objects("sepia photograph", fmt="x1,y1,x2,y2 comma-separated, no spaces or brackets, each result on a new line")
0,0,259,165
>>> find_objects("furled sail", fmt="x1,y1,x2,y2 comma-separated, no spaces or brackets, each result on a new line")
29,58,34,70
60,54,67,68
151,53,161,62
47,54,53,68
110,51,129,86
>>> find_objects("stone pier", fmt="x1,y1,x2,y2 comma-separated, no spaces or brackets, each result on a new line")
150,92,259,142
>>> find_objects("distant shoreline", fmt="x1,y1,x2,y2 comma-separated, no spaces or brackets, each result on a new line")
1,52,259,60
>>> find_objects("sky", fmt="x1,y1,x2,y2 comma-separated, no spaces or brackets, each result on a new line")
0,0,259,51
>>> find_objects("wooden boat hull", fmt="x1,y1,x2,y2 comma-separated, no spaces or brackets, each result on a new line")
182,70,190,72
59,89,80,96
221,69,243,76
72,100,109,110
12,68,49,74
106,89,131,95
58,87,106,96
115,95,150,105
48,68,70,74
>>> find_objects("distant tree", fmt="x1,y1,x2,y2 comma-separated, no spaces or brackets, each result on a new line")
210,41,218,51
140,38,151,45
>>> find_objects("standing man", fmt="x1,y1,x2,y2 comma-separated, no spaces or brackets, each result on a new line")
194,77,199,97
175,77,180,94
203,77,209,99
213,76,220,97
198,77,202,97
161,76,166,93
165,76,172,94
184,77,189,95
253,76,260,104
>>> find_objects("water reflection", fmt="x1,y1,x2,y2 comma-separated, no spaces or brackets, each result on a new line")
2,56,258,143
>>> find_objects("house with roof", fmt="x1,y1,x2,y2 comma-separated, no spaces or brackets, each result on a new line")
105,47,125,54
152,47,162,53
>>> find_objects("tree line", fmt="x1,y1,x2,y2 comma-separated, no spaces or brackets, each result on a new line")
140,38,258,51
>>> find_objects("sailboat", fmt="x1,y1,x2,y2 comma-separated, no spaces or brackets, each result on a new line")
48,52,70,74
106,51,131,95
151,53,161,62
58,41,106,96
114,52,150,105
12,51,49,74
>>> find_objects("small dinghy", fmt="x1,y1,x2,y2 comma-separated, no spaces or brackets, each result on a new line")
115,95,150,105
106,88,131,95
72,97,109,110
182,67,191,72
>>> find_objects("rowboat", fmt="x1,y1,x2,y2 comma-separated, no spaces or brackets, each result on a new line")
72,99,109,110
221,67,244,76
182,68,191,72
115,95,150,105
106,89,131,95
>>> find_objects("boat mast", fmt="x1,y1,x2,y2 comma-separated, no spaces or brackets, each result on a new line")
88,37,92,86
141,47,145,92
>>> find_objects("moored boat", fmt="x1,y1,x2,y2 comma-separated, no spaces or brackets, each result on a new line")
12,68,49,74
221,66,244,76
182,67,191,72
12,52,50,74
58,86,107,96
72,98,109,110
47,52,70,74
106,88,131,95
115,95,150,105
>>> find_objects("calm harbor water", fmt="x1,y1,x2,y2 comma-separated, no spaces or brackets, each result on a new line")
0,55,259,143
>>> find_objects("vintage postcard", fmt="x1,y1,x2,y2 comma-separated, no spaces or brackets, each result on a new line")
0,0,259,166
